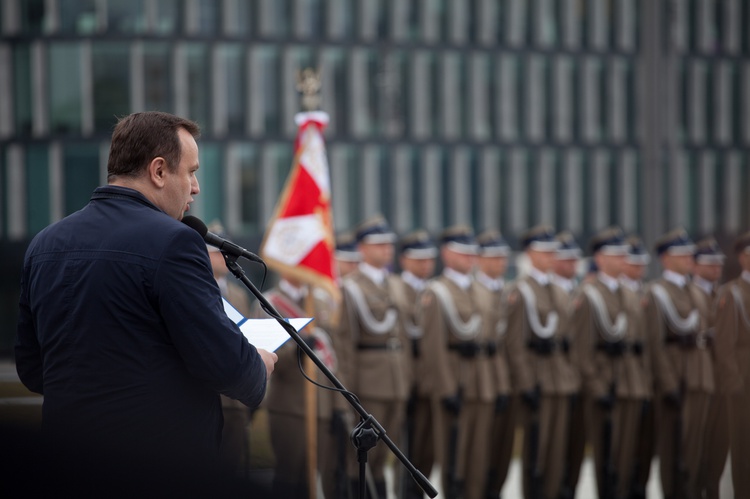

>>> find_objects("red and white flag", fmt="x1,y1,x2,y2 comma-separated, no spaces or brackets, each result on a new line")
259,111,339,301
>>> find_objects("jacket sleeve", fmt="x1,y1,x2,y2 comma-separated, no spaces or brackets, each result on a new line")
420,287,458,399
714,285,742,394
644,288,678,395
569,294,608,398
15,264,44,395
154,227,267,409
504,285,534,394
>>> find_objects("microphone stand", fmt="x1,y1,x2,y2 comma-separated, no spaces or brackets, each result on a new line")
222,253,438,499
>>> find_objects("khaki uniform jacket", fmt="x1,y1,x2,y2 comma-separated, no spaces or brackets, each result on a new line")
339,270,410,401
644,277,714,395
474,281,512,397
570,280,650,399
389,275,423,390
421,275,495,402
504,275,578,396
261,286,345,417
714,276,750,394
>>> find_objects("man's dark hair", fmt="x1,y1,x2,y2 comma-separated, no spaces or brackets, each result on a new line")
107,111,200,181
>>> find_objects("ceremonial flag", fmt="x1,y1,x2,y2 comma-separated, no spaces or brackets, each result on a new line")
259,111,339,301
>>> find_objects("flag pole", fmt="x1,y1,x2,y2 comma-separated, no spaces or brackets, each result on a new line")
303,292,318,499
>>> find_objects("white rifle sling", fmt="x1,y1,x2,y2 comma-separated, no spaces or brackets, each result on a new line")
496,319,508,338
651,283,700,335
582,284,628,342
342,279,398,335
516,280,559,339
429,281,482,339
732,284,750,329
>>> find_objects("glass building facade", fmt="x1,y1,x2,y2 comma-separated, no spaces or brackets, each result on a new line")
1,0,750,349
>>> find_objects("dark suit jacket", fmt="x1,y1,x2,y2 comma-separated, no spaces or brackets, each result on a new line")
15,185,267,460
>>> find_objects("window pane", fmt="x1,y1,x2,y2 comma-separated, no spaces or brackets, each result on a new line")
217,44,246,133
63,143,99,214
193,0,220,35
106,0,146,34
13,44,33,136
143,42,172,112
59,0,97,34
237,144,261,233
154,0,184,35
49,43,83,135
20,0,48,34
198,143,223,223
185,43,211,130
92,43,130,133
26,145,50,233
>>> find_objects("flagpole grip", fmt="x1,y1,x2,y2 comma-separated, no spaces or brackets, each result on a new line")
222,255,438,499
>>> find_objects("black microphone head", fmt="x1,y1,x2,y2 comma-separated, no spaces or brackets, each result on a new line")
182,216,208,238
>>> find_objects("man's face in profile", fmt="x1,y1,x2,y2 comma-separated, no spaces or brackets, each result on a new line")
162,128,200,220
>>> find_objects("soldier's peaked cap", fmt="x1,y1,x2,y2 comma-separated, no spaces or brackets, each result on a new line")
521,225,559,251
625,235,650,265
477,229,511,257
399,230,438,259
735,231,750,254
555,231,582,260
354,214,397,244
335,231,361,262
439,225,479,255
589,226,629,255
694,236,725,264
655,227,695,256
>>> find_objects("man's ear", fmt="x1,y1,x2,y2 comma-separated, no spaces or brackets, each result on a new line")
147,157,167,188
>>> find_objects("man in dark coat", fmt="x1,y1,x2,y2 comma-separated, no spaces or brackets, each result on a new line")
15,111,277,473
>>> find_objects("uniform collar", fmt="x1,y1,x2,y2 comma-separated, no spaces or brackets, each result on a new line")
598,272,620,293
476,271,504,292
359,262,388,286
692,275,714,296
401,270,427,292
528,266,550,286
663,269,688,288
279,279,308,303
620,275,641,293
443,267,473,290
551,274,575,293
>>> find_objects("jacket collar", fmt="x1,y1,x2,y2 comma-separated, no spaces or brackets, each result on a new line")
91,185,163,213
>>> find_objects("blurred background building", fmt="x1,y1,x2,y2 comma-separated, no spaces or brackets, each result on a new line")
0,0,749,351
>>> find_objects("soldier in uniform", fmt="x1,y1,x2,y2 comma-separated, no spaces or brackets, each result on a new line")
206,220,254,478
714,231,750,498
339,215,410,498
504,225,578,499
420,225,493,499
253,273,343,498
335,231,361,278
619,235,655,499
691,237,728,499
569,227,650,499
551,231,585,499
645,228,714,499
474,229,515,499
390,229,438,499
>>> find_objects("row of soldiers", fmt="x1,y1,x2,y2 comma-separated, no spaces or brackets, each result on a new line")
239,215,750,499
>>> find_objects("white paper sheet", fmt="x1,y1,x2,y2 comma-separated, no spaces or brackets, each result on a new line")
222,298,312,352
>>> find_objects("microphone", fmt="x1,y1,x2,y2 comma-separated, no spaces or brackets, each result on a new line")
182,216,264,264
